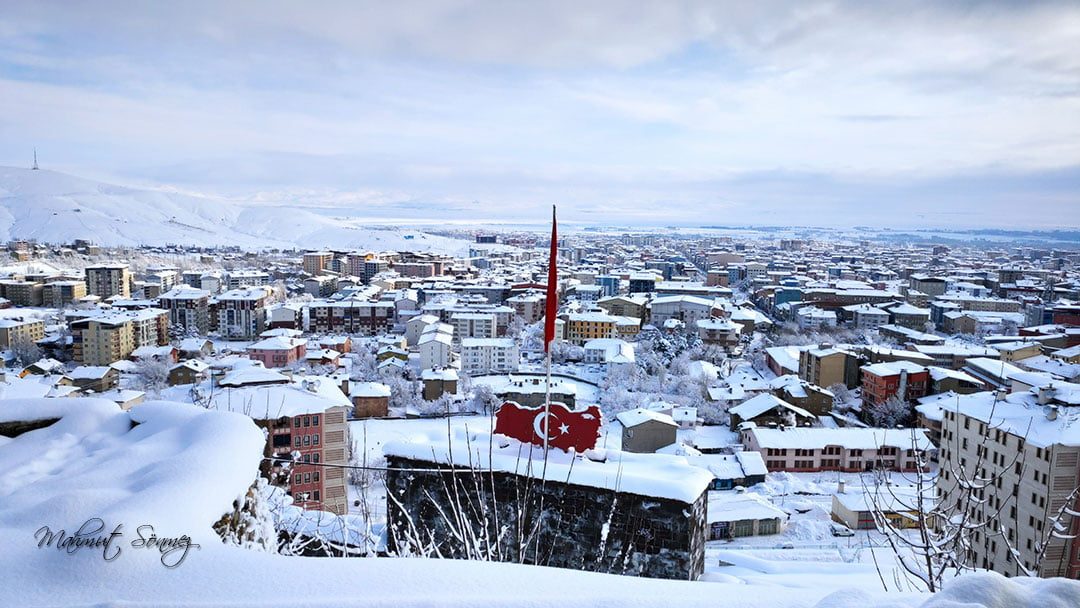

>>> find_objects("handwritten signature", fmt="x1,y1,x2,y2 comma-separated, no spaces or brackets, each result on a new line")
35,518,200,568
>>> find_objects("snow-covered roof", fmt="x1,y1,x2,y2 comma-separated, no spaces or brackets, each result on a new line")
729,393,815,421
707,492,787,523
69,365,114,380
208,376,350,418
351,381,391,398
247,336,307,351
747,427,934,451
218,366,290,387
615,407,678,429
384,429,712,503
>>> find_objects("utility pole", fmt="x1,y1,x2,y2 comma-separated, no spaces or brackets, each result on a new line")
32,148,39,170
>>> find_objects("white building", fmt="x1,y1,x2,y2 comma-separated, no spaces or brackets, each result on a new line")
418,323,454,370
405,314,440,348
650,295,716,326
583,338,636,371
460,338,519,375
451,312,497,340
797,306,837,331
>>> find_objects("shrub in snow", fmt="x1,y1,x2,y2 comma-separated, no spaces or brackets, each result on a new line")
213,478,277,553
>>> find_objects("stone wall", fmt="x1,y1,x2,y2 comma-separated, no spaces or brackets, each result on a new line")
385,456,706,580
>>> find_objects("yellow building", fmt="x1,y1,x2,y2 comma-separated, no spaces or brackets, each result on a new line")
0,318,45,349
74,316,135,366
565,312,618,345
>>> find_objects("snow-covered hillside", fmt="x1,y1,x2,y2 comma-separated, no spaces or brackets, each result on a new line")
0,167,481,253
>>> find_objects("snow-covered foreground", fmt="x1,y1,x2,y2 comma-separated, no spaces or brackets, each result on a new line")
1,397,1078,607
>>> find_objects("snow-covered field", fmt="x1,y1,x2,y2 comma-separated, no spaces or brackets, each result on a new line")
1,397,1078,607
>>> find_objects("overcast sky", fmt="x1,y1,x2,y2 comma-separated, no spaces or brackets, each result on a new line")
1,1,1078,228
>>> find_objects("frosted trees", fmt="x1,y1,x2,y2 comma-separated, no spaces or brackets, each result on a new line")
9,338,43,368
133,357,171,395
865,393,911,428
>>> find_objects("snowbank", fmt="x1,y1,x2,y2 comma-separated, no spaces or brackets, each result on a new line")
1,397,1078,607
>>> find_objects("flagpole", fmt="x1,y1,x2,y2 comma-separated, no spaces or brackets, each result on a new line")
543,205,558,456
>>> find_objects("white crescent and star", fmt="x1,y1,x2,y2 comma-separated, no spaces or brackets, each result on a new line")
532,411,571,439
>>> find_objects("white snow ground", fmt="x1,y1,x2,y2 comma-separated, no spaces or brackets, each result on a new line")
0,397,1077,607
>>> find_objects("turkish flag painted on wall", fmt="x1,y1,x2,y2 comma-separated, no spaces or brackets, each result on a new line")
494,401,602,454
544,205,558,352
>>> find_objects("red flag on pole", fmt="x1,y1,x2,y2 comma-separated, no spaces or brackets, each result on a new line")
544,205,558,352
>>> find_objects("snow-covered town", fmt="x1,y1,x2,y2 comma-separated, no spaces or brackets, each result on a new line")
2,218,1080,606
3,2,1080,607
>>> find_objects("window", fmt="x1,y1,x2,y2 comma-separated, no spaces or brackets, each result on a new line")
312,414,319,426
313,453,320,463
304,473,311,484
313,434,320,446
303,416,310,427
313,472,320,482
294,418,301,428
303,435,310,446
293,474,301,484
294,437,301,448
313,490,320,502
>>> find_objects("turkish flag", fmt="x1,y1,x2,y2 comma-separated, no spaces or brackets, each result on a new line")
544,206,558,352
494,401,602,454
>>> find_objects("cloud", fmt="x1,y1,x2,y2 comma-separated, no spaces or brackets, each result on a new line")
0,1,1077,227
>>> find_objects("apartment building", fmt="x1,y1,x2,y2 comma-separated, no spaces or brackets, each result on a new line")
211,373,352,515
649,295,715,326
158,285,212,334
418,323,453,369
860,361,931,406
506,291,546,323
72,315,135,365
450,312,497,340
42,280,87,308
214,286,272,339
85,264,131,298
936,388,1080,577
225,270,271,290
799,345,860,389
796,306,837,331
565,311,619,345
303,251,334,275
460,338,519,375
597,294,649,321
307,300,394,335
0,317,45,349
0,280,44,306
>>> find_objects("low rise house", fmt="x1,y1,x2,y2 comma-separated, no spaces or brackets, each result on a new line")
707,492,788,540
831,487,930,531
496,376,576,408
693,451,768,490
728,393,816,430
740,426,934,473
168,359,210,386
616,408,678,453
421,367,458,401
68,365,119,393
247,336,307,368
582,338,636,370
349,381,391,418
